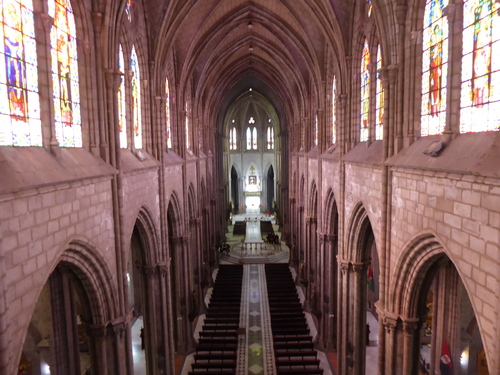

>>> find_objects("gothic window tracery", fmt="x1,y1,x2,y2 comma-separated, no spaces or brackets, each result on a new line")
375,45,384,140
360,39,370,142
118,45,126,148
130,46,142,149
0,0,42,146
421,0,449,137
49,0,82,147
460,0,500,133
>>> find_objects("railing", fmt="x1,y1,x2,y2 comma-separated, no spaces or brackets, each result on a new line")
239,242,281,257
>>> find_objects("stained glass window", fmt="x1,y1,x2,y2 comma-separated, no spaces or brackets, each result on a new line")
314,114,318,146
49,0,82,147
332,76,337,144
367,0,373,17
460,0,500,133
246,127,251,150
375,45,384,140
232,127,237,150
165,78,172,148
270,127,274,149
130,46,142,149
252,127,257,149
421,0,449,136
267,127,271,149
360,39,370,142
125,0,132,22
118,45,126,148
0,0,42,146
185,101,189,149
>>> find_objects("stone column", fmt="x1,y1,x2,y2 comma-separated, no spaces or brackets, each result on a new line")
352,262,368,375
87,324,108,374
338,260,350,375
158,262,175,375
111,320,128,375
383,315,398,375
142,265,158,375
402,318,420,375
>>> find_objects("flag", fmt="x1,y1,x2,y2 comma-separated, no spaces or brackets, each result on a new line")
440,340,453,375
367,265,374,291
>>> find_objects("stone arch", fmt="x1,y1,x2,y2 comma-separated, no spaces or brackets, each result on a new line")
132,205,161,266
339,202,380,375
346,202,375,263
19,240,119,375
389,233,491,375
59,240,118,324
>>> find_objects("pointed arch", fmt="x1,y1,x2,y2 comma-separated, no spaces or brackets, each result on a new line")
132,206,161,266
58,240,118,325
346,202,376,262
391,233,449,316
187,183,197,219
167,190,184,238
309,180,318,217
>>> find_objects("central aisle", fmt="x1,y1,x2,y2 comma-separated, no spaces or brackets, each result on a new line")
237,264,275,374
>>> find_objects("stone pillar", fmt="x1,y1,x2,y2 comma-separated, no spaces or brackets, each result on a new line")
383,315,398,375
158,262,175,375
402,318,420,375
110,320,128,375
87,324,108,374
338,260,350,375
142,265,158,375
352,262,368,375
49,270,80,375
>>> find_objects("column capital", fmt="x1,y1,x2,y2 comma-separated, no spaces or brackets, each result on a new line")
402,317,420,336
87,324,107,337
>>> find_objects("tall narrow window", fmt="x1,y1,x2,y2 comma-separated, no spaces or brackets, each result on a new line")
267,127,271,149
332,76,337,144
125,0,132,22
270,127,274,149
165,78,172,148
118,45,126,148
252,127,257,149
0,0,42,146
314,114,318,146
185,101,189,149
375,45,384,140
49,0,82,147
246,127,251,150
360,39,370,142
130,46,141,149
232,127,237,150
421,0,449,136
367,0,373,17
461,0,500,133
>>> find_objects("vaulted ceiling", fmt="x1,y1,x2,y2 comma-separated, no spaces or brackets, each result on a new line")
143,0,353,133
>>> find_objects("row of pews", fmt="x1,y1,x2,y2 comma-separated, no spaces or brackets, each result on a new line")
265,264,323,375
189,265,243,374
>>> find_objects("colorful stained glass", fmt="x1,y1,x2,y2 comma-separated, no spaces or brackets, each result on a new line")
332,76,337,144
130,46,142,149
360,39,370,142
125,0,132,22
460,0,500,133
0,0,42,146
375,45,384,140
367,0,373,17
118,45,126,148
314,114,318,146
267,127,271,149
165,78,171,148
49,0,82,147
421,0,449,136
185,101,189,149
246,127,251,150
232,127,237,150
252,127,257,149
